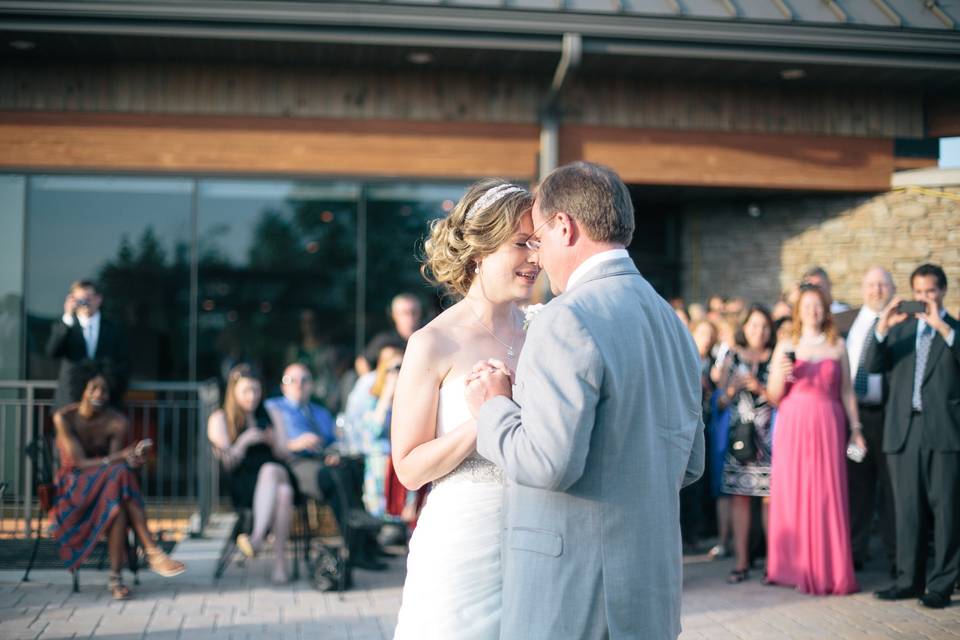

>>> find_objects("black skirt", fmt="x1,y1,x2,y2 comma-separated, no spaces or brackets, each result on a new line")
227,443,301,509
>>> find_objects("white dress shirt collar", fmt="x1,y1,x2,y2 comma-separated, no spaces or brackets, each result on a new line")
565,249,630,292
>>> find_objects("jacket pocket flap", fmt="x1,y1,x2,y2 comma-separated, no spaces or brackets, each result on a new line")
509,527,563,557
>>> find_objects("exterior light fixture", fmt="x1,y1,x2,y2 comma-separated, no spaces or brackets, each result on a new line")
9,40,35,50
780,68,806,80
747,203,762,218
407,51,434,65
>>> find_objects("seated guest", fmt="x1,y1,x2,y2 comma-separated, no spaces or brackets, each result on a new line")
50,363,184,600
207,364,298,584
266,364,386,571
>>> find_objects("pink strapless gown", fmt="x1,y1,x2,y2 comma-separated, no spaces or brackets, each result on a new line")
767,358,858,595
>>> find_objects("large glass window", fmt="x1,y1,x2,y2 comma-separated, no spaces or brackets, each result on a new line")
13,173,473,402
25,176,194,381
365,183,467,333
0,176,25,380
196,180,360,399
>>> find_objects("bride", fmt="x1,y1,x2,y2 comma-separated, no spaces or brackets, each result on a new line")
390,179,538,639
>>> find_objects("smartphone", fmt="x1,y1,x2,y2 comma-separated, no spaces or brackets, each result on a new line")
785,350,797,363
897,300,927,315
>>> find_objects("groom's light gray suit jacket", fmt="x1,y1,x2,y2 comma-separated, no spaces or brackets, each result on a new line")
477,257,705,640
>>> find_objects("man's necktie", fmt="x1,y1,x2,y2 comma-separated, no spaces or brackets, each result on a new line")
84,323,95,360
854,317,878,400
912,324,934,412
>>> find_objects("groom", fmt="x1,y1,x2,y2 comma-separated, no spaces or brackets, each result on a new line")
466,162,704,640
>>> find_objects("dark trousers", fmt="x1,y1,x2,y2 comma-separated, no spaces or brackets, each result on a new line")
847,404,896,565
887,412,960,595
290,456,372,557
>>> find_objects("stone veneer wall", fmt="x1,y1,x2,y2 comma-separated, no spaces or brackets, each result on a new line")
681,186,960,315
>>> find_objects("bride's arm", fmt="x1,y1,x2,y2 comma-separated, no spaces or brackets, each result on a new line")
391,329,478,491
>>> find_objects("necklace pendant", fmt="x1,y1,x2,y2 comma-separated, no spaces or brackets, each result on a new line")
507,347,515,359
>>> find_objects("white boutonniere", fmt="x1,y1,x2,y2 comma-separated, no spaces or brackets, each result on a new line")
522,303,546,331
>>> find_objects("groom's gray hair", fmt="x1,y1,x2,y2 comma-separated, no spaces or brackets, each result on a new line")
536,161,635,246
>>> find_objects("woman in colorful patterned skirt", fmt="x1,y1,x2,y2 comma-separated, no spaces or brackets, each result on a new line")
49,363,185,600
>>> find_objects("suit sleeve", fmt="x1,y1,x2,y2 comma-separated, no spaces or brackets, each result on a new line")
682,418,705,488
476,305,603,492
946,318,960,366
45,318,74,358
865,326,893,374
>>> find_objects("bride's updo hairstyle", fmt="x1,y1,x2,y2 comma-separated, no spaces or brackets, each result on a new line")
422,178,532,298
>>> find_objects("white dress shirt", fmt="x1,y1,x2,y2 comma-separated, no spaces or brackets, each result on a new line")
565,249,630,292
847,306,883,405
62,311,100,359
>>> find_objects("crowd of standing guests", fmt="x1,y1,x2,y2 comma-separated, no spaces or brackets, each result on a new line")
679,263,958,609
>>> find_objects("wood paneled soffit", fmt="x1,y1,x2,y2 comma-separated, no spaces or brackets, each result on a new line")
0,113,893,191
0,65,925,139
561,126,894,192
0,112,540,180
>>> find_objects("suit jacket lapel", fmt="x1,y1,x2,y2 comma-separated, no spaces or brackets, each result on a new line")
922,313,954,384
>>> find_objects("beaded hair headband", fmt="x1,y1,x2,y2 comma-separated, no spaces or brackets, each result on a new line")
463,184,526,221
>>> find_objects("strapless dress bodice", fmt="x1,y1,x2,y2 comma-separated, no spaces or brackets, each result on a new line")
434,375,503,488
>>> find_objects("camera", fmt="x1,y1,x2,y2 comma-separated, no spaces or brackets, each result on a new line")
75,298,90,307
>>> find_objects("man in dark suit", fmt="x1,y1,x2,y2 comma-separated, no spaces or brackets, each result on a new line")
868,264,959,609
834,267,897,574
46,280,130,409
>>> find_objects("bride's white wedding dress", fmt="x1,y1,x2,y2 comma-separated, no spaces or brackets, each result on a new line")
393,374,504,640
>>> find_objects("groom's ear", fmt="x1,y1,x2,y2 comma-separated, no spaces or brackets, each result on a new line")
555,212,577,247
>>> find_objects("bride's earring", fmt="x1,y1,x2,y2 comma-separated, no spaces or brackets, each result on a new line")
475,263,480,274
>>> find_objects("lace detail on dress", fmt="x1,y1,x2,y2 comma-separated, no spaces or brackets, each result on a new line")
433,454,503,488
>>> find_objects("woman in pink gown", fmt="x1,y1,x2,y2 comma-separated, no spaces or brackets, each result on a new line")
766,285,864,595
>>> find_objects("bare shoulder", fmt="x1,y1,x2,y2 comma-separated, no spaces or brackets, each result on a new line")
53,405,78,432
208,408,226,427
408,306,468,362
835,336,848,355
105,409,130,434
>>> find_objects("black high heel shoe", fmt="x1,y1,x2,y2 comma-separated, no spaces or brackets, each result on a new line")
727,568,749,584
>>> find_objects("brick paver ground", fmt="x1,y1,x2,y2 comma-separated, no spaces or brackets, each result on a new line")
2,522,958,639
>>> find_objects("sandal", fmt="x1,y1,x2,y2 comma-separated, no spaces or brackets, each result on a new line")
108,573,132,600
145,548,186,578
727,569,750,584
236,533,256,559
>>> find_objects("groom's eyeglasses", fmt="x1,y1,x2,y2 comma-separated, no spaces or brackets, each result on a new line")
524,213,558,252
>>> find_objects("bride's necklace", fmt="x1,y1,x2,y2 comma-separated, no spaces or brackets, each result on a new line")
468,304,519,360
799,332,826,347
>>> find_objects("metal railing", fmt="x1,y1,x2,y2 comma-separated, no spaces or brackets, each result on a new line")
0,379,220,538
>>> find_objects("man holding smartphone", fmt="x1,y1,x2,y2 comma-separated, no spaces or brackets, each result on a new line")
868,264,959,609
46,280,130,409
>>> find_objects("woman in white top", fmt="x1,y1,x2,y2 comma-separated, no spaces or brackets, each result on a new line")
391,179,538,639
